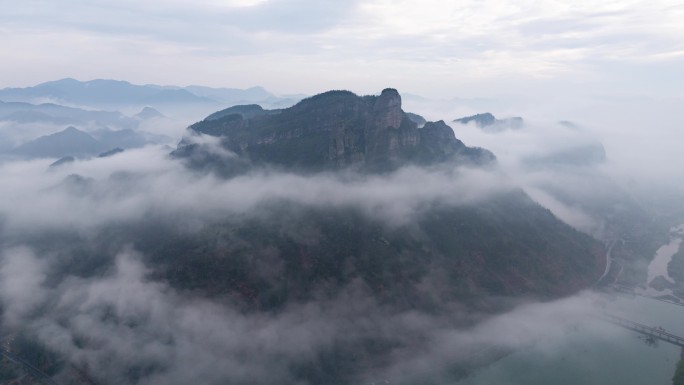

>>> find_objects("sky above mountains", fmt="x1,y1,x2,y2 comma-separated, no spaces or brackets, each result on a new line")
2,0,684,99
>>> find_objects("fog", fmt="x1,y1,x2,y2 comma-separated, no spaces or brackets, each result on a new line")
3,0,684,381
406,93,684,190
0,137,592,384
0,134,520,384
0,145,514,233
0,93,681,384
0,244,614,385
404,93,684,236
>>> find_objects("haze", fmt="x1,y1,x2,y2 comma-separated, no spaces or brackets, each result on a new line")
2,1,683,99
2,1,684,384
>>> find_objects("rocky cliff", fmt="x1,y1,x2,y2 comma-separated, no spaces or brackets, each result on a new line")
163,88,606,306
174,89,494,173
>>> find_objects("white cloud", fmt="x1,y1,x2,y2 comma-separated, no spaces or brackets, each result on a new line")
0,144,513,233
0,247,48,327
0,244,617,385
1,0,684,98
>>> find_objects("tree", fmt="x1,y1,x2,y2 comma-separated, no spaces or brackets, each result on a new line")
673,358,684,385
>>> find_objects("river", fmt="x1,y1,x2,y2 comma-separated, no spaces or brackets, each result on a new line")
454,294,684,385
454,227,684,385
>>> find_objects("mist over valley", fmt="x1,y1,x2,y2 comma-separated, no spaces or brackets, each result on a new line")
0,79,681,384
2,2,684,383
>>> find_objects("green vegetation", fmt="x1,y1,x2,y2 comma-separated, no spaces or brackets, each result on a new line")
668,246,684,298
114,190,604,312
0,358,19,382
12,333,64,376
673,358,684,385
5,88,612,384
177,88,494,176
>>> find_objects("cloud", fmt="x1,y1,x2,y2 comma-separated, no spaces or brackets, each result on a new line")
0,144,514,234
0,247,48,327
0,129,613,383
0,97,676,383
0,244,615,385
2,0,684,97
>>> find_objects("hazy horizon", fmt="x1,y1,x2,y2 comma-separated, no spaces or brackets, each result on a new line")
2,2,684,384
2,1,684,101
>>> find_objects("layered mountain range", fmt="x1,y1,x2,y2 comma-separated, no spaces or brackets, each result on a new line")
0,78,300,110
0,86,611,385
10,126,150,159
0,99,139,128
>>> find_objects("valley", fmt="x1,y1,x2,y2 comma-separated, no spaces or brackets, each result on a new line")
0,81,681,385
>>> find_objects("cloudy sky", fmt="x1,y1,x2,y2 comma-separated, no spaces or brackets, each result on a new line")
2,0,684,98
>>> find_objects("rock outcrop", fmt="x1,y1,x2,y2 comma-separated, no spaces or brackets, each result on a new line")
174,88,494,174
454,112,524,132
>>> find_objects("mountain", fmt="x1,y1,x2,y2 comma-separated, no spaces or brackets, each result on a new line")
12,126,108,158
97,147,124,158
405,112,427,127
141,88,210,104
0,100,138,129
0,88,608,385
185,85,274,104
167,88,604,304
136,193,604,310
48,156,75,168
90,128,150,149
203,104,278,121
522,143,607,169
0,79,297,111
454,112,524,132
134,106,165,120
520,121,606,169
455,112,497,126
11,126,151,159
174,89,495,174
0,78,212,107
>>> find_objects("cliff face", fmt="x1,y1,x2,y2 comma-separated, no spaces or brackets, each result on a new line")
166,88,605,306
174,89,494,173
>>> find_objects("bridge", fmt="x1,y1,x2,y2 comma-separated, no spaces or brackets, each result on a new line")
600,313,684,357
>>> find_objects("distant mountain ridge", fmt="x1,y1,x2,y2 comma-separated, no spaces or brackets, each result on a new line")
134,106,165,120
0,78,296,110
454,112,524,132
11,126,150,159
0,78,212,106
12,126,108,158
0,99,138,129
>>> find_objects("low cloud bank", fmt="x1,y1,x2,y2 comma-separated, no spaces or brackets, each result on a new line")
0,246,613,385
0,145,514,233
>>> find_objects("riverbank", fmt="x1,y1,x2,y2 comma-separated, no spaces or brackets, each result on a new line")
456,293,684,385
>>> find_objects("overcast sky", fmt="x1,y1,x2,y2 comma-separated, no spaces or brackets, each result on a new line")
2,0,684,99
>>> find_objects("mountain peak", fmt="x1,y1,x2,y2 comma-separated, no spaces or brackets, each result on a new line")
135,106,165,120
62,126,82,134
454,112,524,132
380,87,400,97
374,88,402,129
454,112,496,126
204,104,267,121
175,88,495,174
41,78,80,86
13,126,106,158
